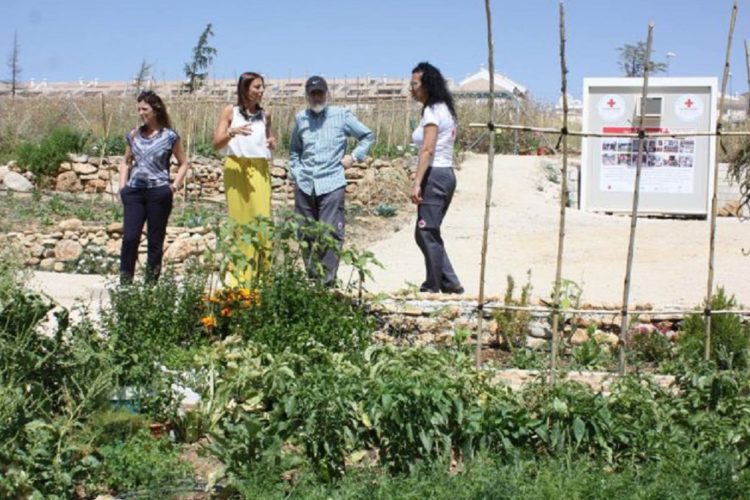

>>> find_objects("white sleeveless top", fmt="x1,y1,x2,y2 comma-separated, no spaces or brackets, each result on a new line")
225,106,270,158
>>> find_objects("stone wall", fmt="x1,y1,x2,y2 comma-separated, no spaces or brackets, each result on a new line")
1,154,412,204
1,218,215,275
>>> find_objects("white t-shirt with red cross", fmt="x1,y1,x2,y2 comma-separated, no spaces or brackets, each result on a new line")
411,102,457,168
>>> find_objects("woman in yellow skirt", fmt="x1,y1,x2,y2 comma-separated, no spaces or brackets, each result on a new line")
213,72,277,284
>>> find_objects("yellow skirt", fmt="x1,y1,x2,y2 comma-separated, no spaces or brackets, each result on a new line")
223,156,272,285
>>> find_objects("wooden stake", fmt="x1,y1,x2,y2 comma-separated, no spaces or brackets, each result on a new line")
745,39,750,117
705,0,738,360
618,23,655,375
550,0,570,386
476,0,497,368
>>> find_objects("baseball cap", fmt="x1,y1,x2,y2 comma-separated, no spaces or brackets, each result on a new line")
305,76,328,93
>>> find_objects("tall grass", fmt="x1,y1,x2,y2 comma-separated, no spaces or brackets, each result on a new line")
0,94,569,159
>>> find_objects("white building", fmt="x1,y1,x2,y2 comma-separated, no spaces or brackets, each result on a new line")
454,66,527,99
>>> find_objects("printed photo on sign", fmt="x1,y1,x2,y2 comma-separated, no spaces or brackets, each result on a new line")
599,126,697,194
680,140,694,154
679,155,693,168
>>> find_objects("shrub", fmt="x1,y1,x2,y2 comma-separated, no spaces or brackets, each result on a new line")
102,266,209,418
629,329,673,363
492,272,532,349
16,127,89,182
678,287,749,369
92,428,191,494
90,134,127,156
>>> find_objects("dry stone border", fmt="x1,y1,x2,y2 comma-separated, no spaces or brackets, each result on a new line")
2,218,216,275
0,153,414,204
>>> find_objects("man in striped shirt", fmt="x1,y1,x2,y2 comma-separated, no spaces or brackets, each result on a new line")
289,76,375,286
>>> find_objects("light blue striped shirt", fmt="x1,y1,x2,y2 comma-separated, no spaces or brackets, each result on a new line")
289,106,374,196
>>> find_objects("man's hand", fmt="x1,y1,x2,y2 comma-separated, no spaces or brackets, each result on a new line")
267,136,277,151
341,154,354,169
411,184,423,204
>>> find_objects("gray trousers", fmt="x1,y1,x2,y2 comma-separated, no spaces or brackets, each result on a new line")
415,167,461,292
294,186,346,286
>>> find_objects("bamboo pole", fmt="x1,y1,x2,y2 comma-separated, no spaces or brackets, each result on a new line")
617,23,655,375
705,0,738,361
549,0,569,386
745,40,750,115
466,122,750,138
476,0,497,368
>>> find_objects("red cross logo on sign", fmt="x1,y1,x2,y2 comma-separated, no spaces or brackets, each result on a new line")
607,98,616,108
684,98,694,108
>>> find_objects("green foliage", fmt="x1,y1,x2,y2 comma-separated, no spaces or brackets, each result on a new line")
678,287,749,369
617,41,668,77
0,280,115,497
16,127,89,183
92,428,191,494
368,142,408,159
192,137,221,158
183,23,217,93
102,266,209,418
571,336,611,371
90,134,127,156
0,191,122,231
374,202,398,217
492,271,532,349
510,347,544,369
629,329,673,364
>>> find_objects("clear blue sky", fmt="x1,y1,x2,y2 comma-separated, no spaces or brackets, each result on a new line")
1,0,748,103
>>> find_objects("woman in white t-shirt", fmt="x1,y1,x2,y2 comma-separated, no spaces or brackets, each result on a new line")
409,62,464,294
213,72,277,285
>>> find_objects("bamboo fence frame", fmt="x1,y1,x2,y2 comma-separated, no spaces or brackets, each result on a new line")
705,0,739,360
473,0,750,377
476,0,498,368
549,0,570,385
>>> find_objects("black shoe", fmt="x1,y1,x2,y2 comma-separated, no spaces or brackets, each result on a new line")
441,285,465,295
419,285,439,293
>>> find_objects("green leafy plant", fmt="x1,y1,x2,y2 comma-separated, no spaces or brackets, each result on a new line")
374,202,398,218
16,127,89,183
571,336,611,371
629,328,673,364
90,134,127,156
92,428,191,494
492,271,532,349
678,287,749,369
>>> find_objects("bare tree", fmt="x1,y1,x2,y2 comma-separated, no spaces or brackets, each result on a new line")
133,59,152,94
617,41,666,77
183,24,217,93
6,31,21,98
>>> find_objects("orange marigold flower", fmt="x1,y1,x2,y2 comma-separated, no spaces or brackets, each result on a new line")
201,315,217,329
238,287,252,300
220,307,232,317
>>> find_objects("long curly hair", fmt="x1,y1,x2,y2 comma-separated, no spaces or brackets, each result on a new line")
136,90,172,129
412,62,457,120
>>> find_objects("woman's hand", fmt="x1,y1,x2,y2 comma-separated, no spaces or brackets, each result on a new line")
229,124,253,137
411,184,422,205
266,136,277,151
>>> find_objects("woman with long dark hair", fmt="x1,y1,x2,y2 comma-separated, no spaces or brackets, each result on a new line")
213,72,276,284
409,62,463,294
118,90,189,283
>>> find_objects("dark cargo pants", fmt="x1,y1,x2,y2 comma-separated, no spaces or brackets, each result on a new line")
415,167,462,293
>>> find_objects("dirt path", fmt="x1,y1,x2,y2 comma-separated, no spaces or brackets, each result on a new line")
352,153,750,307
